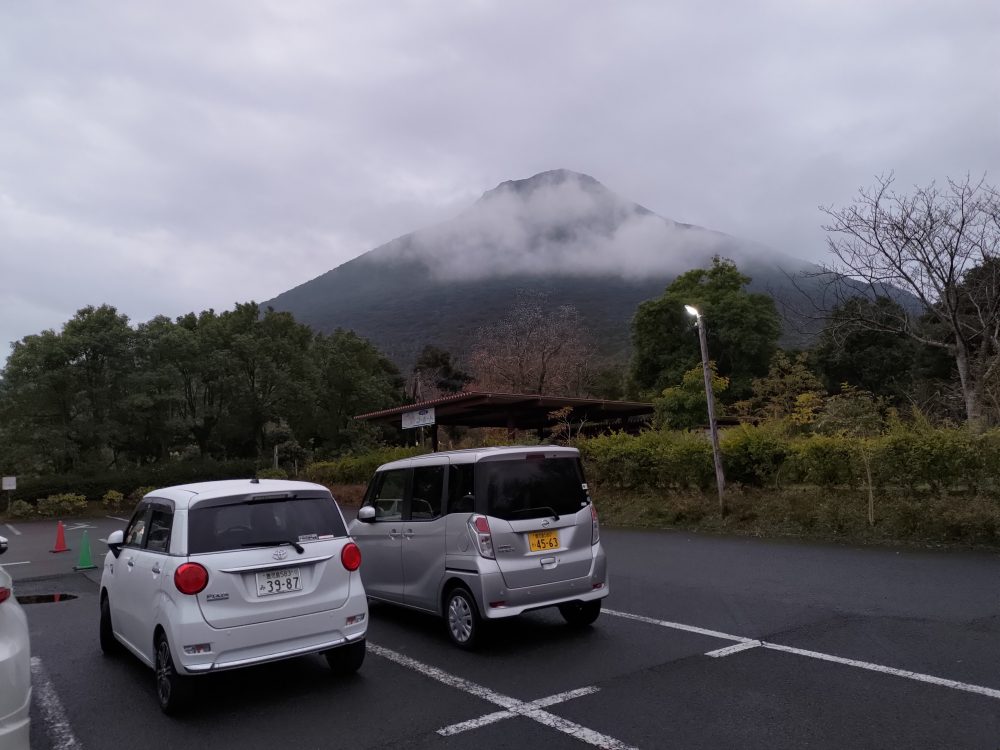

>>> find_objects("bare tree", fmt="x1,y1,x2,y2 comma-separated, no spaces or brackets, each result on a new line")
469,291,593,395
820,174,1000,428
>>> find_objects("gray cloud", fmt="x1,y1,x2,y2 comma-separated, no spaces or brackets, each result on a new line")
1,0,998,356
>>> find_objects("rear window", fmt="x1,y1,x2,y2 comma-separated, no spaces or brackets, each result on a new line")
479,456,590,521
188,495,347,554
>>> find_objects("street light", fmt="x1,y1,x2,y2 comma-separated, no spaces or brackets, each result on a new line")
685,305,726,513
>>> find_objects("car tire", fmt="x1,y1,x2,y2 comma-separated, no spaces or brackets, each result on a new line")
155,632,192,715
325,639,366,675
99,594,120,655
445,587,483,649
558,599,602,627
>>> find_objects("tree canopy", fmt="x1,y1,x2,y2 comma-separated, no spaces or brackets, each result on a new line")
630,257,781,399
0,303,405,477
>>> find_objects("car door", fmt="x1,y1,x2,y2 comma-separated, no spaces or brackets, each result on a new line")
401,460,447,612
351,469,408,602
112,501,152,654
128,501,174,662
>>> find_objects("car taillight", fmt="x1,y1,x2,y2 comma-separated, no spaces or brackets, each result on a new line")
591,504,600,545
174,563,209,595
0,587,10,604
341,542,361,571
469,514,495,559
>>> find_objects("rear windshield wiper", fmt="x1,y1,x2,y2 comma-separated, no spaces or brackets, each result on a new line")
509,506,560,521
241,539,305,554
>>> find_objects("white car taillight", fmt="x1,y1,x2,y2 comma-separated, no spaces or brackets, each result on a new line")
591,504,600,545
468,515,495,559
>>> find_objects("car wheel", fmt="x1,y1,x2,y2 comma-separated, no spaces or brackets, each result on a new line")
325,639,366,675
445,587,483,649
155,632,191,715
99,595,120,655
558,600,602,627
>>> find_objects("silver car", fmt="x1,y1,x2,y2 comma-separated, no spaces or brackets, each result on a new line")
349,446,609,648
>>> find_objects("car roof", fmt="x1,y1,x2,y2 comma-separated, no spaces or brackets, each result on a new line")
144,479,332,509
377,445,580,472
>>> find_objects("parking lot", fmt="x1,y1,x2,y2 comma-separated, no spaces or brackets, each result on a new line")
6,516,1000,749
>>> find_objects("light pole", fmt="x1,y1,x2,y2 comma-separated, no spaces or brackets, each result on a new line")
685,305,726,513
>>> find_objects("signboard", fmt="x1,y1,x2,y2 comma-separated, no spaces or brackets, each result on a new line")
401,407,436,429
1,476,15,491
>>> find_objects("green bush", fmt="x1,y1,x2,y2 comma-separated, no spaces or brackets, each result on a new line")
255,467,289,479
721,425,789,487
36,493,88,517
7,500,35,519
306,446,427,486
101,490,126,513
787,435,857,487
9,459,258,504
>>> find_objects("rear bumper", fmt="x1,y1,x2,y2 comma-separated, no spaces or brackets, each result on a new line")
463,544,610,619
0,687,31,750
169,591,368,675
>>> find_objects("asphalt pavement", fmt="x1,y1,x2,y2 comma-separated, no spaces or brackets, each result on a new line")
4,517,1000,749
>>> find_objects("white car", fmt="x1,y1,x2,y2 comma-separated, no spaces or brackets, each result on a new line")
100,479,368,714
0,535,31,750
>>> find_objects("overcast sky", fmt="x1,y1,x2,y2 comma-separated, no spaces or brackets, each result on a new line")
2,0,998,359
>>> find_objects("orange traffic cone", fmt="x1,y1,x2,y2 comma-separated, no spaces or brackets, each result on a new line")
50,520,71,553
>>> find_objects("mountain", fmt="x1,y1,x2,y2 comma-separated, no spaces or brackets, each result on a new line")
265,170,857,366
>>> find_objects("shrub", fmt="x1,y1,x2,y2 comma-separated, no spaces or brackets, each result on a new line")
255,467,289,479
129,485,156,503
788,435,857,487
36,493,88,517
721,425,789,487
102,490,126,513
306,446,427,486
7,500,35,519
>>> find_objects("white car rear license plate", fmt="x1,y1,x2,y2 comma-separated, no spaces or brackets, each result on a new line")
256,567,302,597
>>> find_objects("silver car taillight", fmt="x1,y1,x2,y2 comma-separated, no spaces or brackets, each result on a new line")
468,515,495,559
590,504,600,545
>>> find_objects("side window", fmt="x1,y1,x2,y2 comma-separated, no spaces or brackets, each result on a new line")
124,503,150,548
448,464,475,514
410,465,444,520
145,506,174,553
372,470,407,521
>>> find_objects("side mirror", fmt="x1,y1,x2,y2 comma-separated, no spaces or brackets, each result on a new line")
357,506,376,523
0,536,7,555
107,529,125,558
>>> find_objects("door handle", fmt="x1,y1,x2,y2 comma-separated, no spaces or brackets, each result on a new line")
152,563,161,575
388,528,399,539
403,529,414,540
126,559,135,568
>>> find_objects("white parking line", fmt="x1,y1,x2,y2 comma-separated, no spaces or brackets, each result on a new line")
706,640,762,658
605,608,1000,701
4,523,21,535
106,516,128,522
0,560,30,566
30,656,83,750
368,643,637,749
438,686,600,736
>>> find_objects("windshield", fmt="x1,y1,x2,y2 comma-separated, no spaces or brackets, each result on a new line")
188,495,347,554
479,456,590,521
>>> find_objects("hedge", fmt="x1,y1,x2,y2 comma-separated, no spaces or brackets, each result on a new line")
305,446,428,486
9,459,258,504
579,425,1000,494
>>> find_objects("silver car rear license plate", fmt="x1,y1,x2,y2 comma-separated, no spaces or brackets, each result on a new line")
255,567,302,597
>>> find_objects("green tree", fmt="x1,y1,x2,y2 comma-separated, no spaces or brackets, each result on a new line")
412,345,473,398
653,362,729,430
744,351,826,423
631,257,781,400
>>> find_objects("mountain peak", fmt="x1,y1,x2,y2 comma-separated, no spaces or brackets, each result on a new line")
478,169,606,203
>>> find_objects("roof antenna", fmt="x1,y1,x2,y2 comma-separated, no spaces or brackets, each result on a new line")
250,470,260,484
